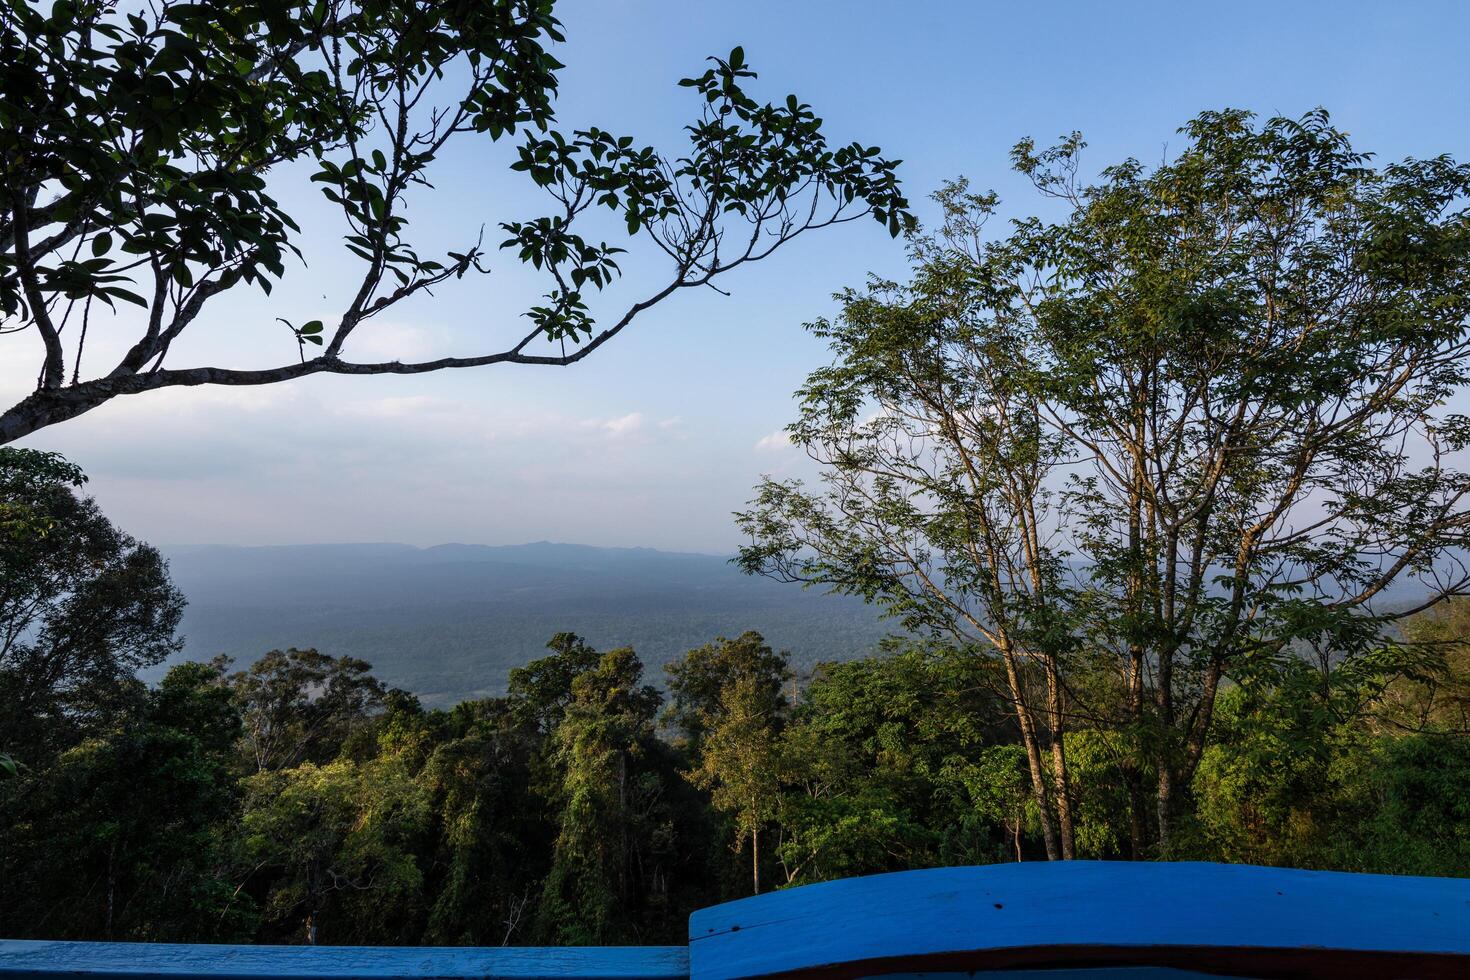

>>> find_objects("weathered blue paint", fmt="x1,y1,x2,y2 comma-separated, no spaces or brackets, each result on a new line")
5,863,1470,980
688,862,1470,980
0,942,689,980
869,972,1245,979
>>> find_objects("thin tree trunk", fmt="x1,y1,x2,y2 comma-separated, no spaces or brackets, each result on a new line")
105,844,116,939
1126,444,1148,861
751,817,761,896
1156,647,1176,854
1127,771,1147,859
1001,650,1059,860
1157,764,1175,856
1044,661,1076,860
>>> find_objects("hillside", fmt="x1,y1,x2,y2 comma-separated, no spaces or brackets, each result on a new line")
160,541,900,704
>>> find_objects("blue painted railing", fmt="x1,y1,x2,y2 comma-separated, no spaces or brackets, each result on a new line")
3,863,1470,980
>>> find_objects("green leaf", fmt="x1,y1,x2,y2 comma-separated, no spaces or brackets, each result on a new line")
103,287,148,307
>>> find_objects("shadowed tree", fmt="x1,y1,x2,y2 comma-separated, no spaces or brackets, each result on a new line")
534,644,673,945
239,748,429,945
224,648,386,773
0,661,246,942
508,632,602,737
0,447,183,765
418,697,547,946
0,1,910,444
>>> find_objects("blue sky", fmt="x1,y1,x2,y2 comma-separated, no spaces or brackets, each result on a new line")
6,0,1469,553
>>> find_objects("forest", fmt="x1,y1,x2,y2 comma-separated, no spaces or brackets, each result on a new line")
4,0,1470,953
2,445,1469,946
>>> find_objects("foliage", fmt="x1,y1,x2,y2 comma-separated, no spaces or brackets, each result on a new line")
224,647,386,772
5,455,1470,946
773,646,1017,883
0,446,85,543
534,645,680,944
738,108,1470,856
0,2,909,444
240,751,430,944
507,632,602,736
1328,732,1470,875
417,698,546,945
664,631,791,750
0,446,183,765
0,662,245,940
684,675,784,894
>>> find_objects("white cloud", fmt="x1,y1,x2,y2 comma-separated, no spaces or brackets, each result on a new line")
594,412,645,438
754,429,792,452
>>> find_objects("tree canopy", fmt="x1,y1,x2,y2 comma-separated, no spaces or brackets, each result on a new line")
0,0,910,443
738,108,1470,857
4,470,1470,943
0,446,183,764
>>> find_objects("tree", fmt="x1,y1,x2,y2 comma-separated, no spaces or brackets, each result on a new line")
0,661,246,941
1,446,86,775
417,697,548,946
239,750,429,945
684,674,785,895
772,645,1016,883
225,648,386,773
507,632,601,737
0,2,911,444
0,447,184,764
664,631,791,751
738,109,1470,856
1380,597,1470,733
666,632,791,895
534,644,673,944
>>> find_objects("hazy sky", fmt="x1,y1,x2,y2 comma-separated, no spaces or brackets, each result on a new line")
6,1,1469,553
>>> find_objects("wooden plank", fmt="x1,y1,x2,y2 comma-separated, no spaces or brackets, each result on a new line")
0,942,689,980
687,861,1470,980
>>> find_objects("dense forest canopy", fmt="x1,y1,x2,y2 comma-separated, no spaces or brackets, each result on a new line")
3,446,1469,945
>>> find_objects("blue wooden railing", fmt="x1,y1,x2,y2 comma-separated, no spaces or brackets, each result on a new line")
3,863,1469,980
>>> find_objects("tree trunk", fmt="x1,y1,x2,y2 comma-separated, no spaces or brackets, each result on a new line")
751,819,761,896
1001,650,1059,860
105,843,116,939
1157,763,1175,856
1044,661,1076,860
1127,770,1147,859
1050,735,1075,860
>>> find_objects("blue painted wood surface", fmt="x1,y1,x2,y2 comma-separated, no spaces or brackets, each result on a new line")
688,861,1470,980
6,863,1470,980
0,942,688,980
869,972,1245,979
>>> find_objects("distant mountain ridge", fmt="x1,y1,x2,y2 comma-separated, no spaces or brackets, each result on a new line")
159,541,899,705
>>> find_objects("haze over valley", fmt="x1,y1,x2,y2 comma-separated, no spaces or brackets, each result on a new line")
161,541,897,704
